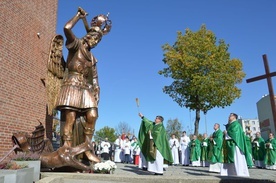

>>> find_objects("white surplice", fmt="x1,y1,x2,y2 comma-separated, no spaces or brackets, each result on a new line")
180,135,190,165
209,163,222,173
123,141,131,155
100,141,111,153
147,150,164,174
255,160,265,168
169,138,180,165
220,145,249,176
114,138,122,163
139,152,147,169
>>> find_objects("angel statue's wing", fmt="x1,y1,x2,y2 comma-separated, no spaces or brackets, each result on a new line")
46,35,66,115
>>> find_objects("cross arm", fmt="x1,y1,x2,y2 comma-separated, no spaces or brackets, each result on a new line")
246,72,276,83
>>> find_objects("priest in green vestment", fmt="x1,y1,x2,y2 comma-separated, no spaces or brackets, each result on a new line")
200,133,209,167
208,123,223,172
264,133,276,170
138,113,173,175
252,132,265,168
245,132,254,168
220,113,250,177
189,135,201,166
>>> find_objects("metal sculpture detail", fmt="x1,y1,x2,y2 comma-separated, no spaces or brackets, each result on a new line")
0,7,111,171
43,7,111,170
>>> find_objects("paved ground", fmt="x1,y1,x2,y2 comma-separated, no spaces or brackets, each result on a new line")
39,163,276,183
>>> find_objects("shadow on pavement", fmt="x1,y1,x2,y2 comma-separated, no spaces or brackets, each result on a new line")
120,165,154,175
217,177,276,183
180,166,276,183
180,166,214,174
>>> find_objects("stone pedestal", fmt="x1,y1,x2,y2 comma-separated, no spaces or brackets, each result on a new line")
0,167,34,183
14,160,41,182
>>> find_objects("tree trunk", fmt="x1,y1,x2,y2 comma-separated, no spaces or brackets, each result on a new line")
194,109,200,136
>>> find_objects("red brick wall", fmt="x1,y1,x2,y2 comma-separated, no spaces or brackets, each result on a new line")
0,0,58,158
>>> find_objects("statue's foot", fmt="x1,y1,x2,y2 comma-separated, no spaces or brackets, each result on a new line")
84,150,101,163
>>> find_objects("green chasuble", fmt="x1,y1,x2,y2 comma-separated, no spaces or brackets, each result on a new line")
245,136,252,155
264,138,276,166
200,138,209,161
208,129,223,163
245,135,254,168
189,139,201,161
138,117,173,163
224,120,252,166
131,140,139,152
252,136,265,161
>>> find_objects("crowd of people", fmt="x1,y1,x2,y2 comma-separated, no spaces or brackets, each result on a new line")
166,113,276,177
91,134,141,165
91,112,276,177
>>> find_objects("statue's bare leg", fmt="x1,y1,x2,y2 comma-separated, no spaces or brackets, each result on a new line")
63,110,76,147
83,108,100,163
85,108,97,135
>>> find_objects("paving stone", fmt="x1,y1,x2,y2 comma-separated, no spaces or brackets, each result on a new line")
39,163,276,183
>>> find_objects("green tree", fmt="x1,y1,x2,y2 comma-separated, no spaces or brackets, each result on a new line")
165,118,182,139
95,126,116,142
159,24,245,135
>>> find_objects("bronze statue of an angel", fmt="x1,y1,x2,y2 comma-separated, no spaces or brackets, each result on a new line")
44,7,112,170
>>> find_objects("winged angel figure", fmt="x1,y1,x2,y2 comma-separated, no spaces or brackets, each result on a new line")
43,7,112,170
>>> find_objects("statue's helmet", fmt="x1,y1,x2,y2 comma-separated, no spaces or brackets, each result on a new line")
91,14,112,35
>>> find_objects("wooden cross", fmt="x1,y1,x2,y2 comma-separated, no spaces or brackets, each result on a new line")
246,54,276,130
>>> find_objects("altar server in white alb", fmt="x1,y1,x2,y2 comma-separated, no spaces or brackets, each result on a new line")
114,135,122,163
169,134,180,165
101,137,111,160
122,136,132,164
180,131,190,166
131,137,141,165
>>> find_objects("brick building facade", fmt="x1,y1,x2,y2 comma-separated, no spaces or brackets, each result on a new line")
0,0,58,158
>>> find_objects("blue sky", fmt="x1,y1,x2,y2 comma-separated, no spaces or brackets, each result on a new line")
56,0,276,136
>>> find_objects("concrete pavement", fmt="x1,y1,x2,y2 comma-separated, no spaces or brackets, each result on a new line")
38,163,276,183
